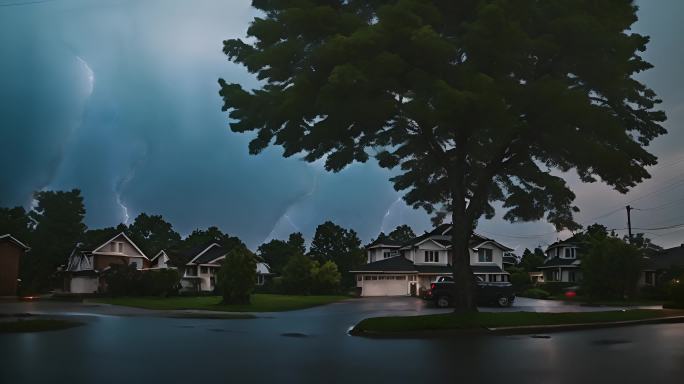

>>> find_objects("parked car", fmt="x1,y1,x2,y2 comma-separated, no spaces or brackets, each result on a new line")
426,277,516,308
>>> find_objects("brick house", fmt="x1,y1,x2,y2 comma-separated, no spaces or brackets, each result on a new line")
0,234,30,296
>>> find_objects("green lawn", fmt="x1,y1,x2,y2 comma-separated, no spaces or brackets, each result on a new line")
353,309,682,334
545,295,665,307
0,319,84,333
93,294,349,312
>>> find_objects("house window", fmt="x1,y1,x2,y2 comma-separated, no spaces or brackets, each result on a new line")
364,276,371,281
555,248,560,257
553,271,560,281
110,243,116,252
201,266,209,274
118,242,124,253
569,271,576,282
383,251,391,259
424,251,439,263
357,275,362,281
478,248,493,263
645,272,654,285
185,266,197,276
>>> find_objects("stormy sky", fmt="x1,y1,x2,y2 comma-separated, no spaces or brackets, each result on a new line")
1,0,683,253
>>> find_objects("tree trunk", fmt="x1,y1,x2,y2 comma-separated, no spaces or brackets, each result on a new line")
451,211,478,313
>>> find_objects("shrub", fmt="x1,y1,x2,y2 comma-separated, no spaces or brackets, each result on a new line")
509,269,532,291
311,260,341,294
581,237,642,299
102,264,180,296
281,253,315,294
520,288,551,299
218,246,257,304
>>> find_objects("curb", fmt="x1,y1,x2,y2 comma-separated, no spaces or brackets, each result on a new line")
350,315,684,338
487,315,684,335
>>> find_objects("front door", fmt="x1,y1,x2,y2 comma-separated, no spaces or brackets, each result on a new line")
409,282,417,296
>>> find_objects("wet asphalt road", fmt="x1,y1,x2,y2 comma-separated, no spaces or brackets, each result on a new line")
1,297,683,384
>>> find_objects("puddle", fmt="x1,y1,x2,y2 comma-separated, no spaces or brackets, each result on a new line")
530,335,551,339
281,332,309,338
591,339,632,346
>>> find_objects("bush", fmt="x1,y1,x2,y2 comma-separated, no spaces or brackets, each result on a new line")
281,253,315,294
311,260,341,294
581,237,642,299
509,268,532,291
668,273,684,306
102,264,180,297
218,246,257,304
520,288,551,299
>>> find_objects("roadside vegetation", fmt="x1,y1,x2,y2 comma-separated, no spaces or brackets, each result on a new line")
352,309,684,335
0,319,84,333
93,294,348,312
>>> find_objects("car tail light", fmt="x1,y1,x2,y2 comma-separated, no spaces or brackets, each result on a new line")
430,283,436,290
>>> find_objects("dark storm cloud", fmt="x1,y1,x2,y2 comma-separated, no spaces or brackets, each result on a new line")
0,0,683,250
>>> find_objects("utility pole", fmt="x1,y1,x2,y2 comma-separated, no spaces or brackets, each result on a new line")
626,205,633,243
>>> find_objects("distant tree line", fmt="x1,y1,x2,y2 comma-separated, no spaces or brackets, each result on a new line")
0,189,378,296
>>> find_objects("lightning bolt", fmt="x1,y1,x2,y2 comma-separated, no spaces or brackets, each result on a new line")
379,196,402,234
263,169,320,242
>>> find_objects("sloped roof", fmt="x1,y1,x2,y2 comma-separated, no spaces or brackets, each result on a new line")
365,238,404,248
644,245,684,270
0,234,29,250
193,246,228,265
538,257,581,268
545,235,583,251
349,256,418,273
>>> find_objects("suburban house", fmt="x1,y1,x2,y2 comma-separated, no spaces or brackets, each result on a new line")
155,242,273,292
64,232,151,294
502,252,518,270
351,224,513,297
538,237,582,283
0,234,30,296
641,244,684,286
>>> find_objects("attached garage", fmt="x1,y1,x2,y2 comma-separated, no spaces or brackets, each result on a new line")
359,275,410,296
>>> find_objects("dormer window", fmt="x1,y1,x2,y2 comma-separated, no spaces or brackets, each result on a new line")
478,248,493,263
424,250,439,263
383,251,391,259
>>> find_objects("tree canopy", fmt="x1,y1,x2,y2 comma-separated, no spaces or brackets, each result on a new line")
220,0,665,311
308,221,364,288
258,232,306,274
219,245,257,304
127,213,182,256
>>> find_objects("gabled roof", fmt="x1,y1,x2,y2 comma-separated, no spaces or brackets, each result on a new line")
398,224,513,251
0,234,30,250
545,235,583,251
365,238,403,249
349,256,418,273
538,257,581,268
150,250,167,263
644,245,684,270
91,232,149,260
192,246,228,265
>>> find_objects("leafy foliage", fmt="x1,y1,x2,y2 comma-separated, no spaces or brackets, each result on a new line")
519,247,545,272
220,0,665,311
26,189,87,292
311,260,342,294
281,253,315,294
102,264,180,297
127,213,181,256
258,232,306,275
387,224,416,244
308,221,364,288
183,226,244,251
218,246,257,304
581,236,643,299
0,206,32,243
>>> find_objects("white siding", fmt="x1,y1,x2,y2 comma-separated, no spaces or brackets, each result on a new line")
469,243,504,267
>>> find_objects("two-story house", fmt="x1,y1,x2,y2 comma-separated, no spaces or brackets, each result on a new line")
538,237,582,283
350,224,513,297
64,232,150,293
154,242,273,292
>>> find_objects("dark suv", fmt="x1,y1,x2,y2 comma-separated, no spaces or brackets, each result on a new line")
425,276,515,308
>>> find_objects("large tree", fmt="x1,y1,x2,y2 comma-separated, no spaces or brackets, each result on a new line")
0,206,32,243
183,226,244,251
308,221,364,288
258,232,306,275
220,1,665,311
127,213,182,256
387,224,416,243
27,189,87,291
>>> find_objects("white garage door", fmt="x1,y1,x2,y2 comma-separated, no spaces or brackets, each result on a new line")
362,276,408,296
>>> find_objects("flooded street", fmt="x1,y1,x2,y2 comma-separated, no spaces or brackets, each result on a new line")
2,298,683,383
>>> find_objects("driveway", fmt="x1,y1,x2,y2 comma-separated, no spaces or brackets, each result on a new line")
1,297,683,384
